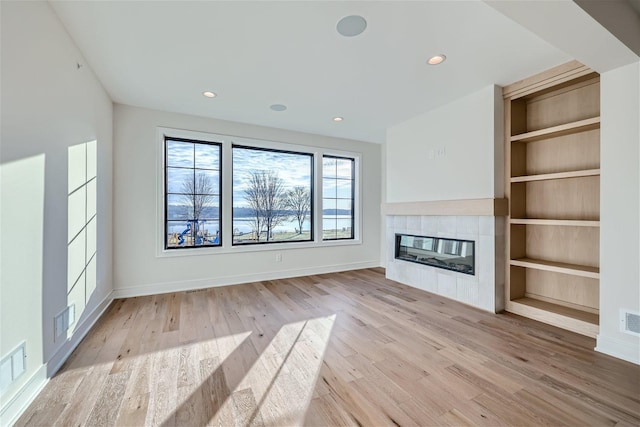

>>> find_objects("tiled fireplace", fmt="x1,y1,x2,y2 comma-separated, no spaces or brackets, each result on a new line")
384,200,506,313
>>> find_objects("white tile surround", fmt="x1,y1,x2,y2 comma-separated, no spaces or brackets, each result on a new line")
386,215,505,313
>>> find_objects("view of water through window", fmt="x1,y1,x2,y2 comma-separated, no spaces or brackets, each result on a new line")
232,146,312,245
164,136,356,249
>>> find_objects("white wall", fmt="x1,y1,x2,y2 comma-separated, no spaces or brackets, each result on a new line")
381,85,504,302
597,61,640,364
0,1,113,421
113,104,381,295
386,85,503,202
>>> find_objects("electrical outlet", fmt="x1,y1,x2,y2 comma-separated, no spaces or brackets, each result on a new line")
275,253,282,262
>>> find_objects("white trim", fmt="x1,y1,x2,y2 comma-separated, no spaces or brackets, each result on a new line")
113,261,379,299
595,334,640,365
0,365,47,427
46,291,114,377
155,126,362,258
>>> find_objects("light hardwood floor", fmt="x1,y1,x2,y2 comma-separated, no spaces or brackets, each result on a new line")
16,268,640,426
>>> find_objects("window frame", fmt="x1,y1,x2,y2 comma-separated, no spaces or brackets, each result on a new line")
156,127,361,258
231,144,314,246
164,136,223,250
322,154,356,241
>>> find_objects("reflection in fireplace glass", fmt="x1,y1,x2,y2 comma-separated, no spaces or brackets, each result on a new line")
395,234,475,275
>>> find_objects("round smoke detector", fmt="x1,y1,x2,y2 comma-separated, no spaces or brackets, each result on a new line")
270,104,287,111
337,15,367,37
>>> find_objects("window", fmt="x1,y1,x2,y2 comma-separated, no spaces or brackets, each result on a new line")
165,138,221,249
232,146,313,245
159,128,360,254
322,156,355,240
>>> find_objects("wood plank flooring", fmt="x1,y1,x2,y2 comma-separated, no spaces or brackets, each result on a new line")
16,268,640,426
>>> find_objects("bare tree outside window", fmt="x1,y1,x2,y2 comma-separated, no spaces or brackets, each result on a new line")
244,170,288,241
285,186,311,235
165,138,221,249
232,146,313,245
182,172,216,221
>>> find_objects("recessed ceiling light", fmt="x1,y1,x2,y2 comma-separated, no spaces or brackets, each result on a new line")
270,104,287,111
333,117,344,122
337,15,367,37
203,91,217,98
427,54,446,65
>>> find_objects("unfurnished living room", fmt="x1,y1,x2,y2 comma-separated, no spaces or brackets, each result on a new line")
1,1,639,426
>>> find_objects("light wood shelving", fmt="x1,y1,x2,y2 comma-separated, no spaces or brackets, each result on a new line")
510,258,599,279
504,60,600,338
510,116,600,143
509,218,600,227
510,169,600,183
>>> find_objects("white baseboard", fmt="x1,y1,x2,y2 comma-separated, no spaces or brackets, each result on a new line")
113,261,380,299
46,291,114,377
595,334,640,365
0,365,47,427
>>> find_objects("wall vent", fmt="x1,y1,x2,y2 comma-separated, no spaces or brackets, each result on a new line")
620,309,640,336
0,342,26,393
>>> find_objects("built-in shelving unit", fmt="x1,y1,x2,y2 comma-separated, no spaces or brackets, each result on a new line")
503,61,600,338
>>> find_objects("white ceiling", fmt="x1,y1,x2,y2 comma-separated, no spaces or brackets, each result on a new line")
50,1,576,144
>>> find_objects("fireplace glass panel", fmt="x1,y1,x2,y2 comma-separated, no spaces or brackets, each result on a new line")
395,234,475,275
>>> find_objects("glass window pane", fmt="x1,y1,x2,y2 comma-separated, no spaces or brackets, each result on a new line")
200,199,220,220
336,179,352,198
322,155,355,241
336,159,353,179
167,221,193,247
195,143,220,170
323,157,337,178
194,170,219,195
336,199,352,212
199,220,220,245
167,194,192,220
322,218,337,239
165,139,222,249
167,140,194,168
323,198,337,213
232,146,312,245
336,218,353,239
167,167,193,193
323,178,337,198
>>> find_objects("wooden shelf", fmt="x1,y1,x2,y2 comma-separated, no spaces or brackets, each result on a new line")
510,218,600,227
510,258,599,279
506,297,598,338
511,169,600,183
505,62,600,338
510,116,600,143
